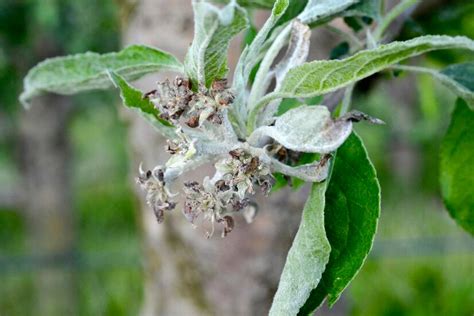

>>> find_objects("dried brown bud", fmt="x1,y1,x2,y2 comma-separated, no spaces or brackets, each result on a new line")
218,215,234,238
215,179,230,192
211,79,228,91
207,113,223,124
153,206,164,223
259,175,275,196
143,89,157,99
136,165,176,224
186,116,200,128
243,157,260,174
232,197,250,212
229,149,243,159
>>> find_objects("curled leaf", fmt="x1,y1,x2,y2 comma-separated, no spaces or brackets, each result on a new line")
248,105,382,154
259,20,311,126
274,20,311,89
185,0,249,87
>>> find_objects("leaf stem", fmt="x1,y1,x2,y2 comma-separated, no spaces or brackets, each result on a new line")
373,0,418,42
325,25,363,51
340,84,355,116
389,64,437,75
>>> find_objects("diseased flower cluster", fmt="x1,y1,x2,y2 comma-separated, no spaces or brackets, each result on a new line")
182,148,272,237
136,165,176,223
135,76,378,238
146,77,234,128
137,77,271,237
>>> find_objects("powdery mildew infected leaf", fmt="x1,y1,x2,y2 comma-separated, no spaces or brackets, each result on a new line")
298,0,359,25
269,182,331,316
249,105,381,154
185,0,248,88
20,45,183,106
278,35,474,99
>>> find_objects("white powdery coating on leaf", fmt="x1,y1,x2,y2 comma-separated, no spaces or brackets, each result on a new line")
185,0,248,87
278,35,474,99
269,182,331,316
20,45,183,106
249,105,352,154
298,0,359,24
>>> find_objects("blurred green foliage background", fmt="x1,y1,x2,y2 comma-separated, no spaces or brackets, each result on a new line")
0,0,473,315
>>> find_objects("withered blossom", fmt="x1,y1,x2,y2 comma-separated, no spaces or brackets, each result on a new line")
146,77,234,128
136,76,381,238
136,164,176,223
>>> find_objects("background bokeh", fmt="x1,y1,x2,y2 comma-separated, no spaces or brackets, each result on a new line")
0,1,473,315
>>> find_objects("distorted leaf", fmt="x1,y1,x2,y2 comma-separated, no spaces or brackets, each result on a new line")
249,105,382,154
274,20,311,88
232,0,289,121
258,20,311,126
185,0,248,88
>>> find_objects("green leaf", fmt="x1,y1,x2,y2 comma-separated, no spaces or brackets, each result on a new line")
275,1,309,28
440,99,474,235
269,182,331,316
278,35,474,99
108,71,177,140
344,0,381,20
299,133,380,314
392,63,474,109
441,62,474,108
442,63,474,91
185,0,248,88
329,41,350,60
298,0,359,25
249,35,474,130
20,45,183,106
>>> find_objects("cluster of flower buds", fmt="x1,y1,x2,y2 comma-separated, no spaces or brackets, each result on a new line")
136,165,177,223
146,77,234,128
136,75,367,238
138,78,258,235
216,149,274,198
182,180,236,238
182,148,272,238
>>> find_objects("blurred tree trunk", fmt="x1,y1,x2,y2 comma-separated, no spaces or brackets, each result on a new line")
18,95,77,316
120,1,304,315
